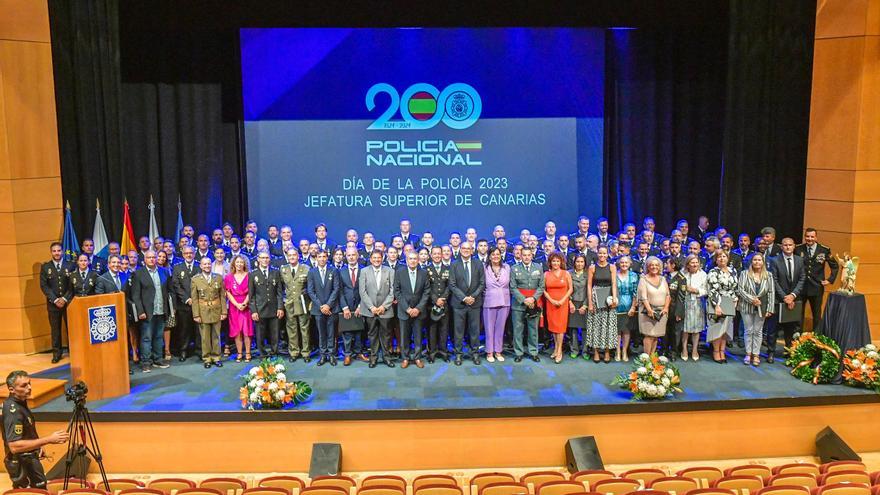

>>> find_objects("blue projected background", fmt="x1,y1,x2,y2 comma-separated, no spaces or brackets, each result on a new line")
241,28,604,242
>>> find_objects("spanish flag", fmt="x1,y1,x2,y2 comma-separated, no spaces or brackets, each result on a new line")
120,199,136,255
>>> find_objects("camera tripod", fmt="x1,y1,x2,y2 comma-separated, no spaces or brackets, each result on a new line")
61,396,108,490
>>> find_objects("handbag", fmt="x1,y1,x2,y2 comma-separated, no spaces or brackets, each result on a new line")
165,295,177,328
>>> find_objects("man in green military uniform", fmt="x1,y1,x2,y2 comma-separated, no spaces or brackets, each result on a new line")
509,247,546,362
279,248,312,362
191,257,227,368
2,371,69,488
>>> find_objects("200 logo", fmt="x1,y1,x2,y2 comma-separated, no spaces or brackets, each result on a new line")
366,83,482,130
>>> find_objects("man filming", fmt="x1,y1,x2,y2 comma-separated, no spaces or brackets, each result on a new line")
2,371,69,488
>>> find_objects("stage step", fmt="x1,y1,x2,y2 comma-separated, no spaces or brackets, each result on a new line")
0,377,67,408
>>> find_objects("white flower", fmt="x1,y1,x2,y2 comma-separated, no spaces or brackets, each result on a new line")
274,364,285,372
647,384,658,396
637,367,648,375
665,368,675,378
275,372,286,382
255,379,265,388
865,344,877,352
851,359,861,368
249,367,260,376
861,365,868,372
248,379,257,389
867,351,878,359
639,353,650,361
658,356,669,364
268,382,279,391
274,390,286,400
657,385,667,396
637,382,647,391
249,392,260,402
661,377,671,387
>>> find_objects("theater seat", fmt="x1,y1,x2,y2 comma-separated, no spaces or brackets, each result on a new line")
412,475,458,492
480,482,529,495
57,490,107,495
311,476,357,492
726,466,773,483
118,489,165,495
200,478,248,494
148,478,197,494
242,488,289,495
818,472,872,487
687,489,737,495
176,488,224,495
362,476,406,491
711,475,764,494
537,481,590,495
591,478,641,495
300,487,349,495
756,486,811,495
820,463,866,475
3,490,51,495
521,472,568,491
357,486,404,495
621,469,667,486
414,485,462,495
259,476,305,494
99,479,145,492
812,484,871,495
570,471,616,491
471,474,517,495
773,465,820,477
649,476,700,494
769,474,817,489
678,468,724,489
47,479,94,495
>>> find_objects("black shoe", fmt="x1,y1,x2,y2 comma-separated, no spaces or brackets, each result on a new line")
288,356,297,363
129,368,133,375
473,356,481,365
154,360,170,369
304,357,312,363
51,352,61,364
214,360,223,368
368,360,377,368
530,355,540,363
178,355,187,362
317,357,327,366
767,354,775,364
514,356,523,363
427,356,435,364
454,356,462,366
384,359,395,368
330,357,337,366
442,354,450,363
203,362,212,369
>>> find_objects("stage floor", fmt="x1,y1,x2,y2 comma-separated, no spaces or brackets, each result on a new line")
31,347,879,419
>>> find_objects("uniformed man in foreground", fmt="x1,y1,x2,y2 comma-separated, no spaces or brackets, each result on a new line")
280,248,312,362
191,257,227,368
39,242,73,363
2,371,69,488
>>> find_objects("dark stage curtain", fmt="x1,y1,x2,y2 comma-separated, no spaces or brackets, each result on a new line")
719,0,816,240
49,0,246,241
603,27,728,234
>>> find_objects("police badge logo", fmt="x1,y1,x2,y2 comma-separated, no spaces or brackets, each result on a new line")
88,304,118,344
445,91,475,122
14,424,22,435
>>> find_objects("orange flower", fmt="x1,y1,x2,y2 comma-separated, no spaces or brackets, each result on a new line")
268,366,276,375
255,368,264,378
629,372,638,380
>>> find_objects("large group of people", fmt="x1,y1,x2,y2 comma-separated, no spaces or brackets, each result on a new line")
39,215,839,372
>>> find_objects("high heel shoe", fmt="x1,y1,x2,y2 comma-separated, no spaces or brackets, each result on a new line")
681,352,689,361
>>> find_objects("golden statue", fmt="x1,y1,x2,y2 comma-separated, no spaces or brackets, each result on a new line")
833,253,859,295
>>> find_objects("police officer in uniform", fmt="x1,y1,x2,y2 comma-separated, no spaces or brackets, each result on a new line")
250,251,284,357
425,246,451,363
39,242,74,363
2,371,69,488
795,228,839,333
69,254,99,298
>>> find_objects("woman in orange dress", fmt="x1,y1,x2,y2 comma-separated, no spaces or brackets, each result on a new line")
544,252,573,363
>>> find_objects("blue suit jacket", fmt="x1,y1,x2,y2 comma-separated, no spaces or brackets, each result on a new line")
306,266,340,315
338,265,361,313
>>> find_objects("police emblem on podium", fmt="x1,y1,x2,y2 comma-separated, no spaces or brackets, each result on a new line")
88,304,118,344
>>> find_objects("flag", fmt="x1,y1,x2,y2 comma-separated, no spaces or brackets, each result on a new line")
92,198,110,258
62,201,80,262
175,195,184,244
148,195,160,243
120,199,136,255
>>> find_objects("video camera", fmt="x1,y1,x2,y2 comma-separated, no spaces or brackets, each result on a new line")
64,381,88,405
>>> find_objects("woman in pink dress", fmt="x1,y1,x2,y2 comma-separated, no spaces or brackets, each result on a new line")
224,255,254,362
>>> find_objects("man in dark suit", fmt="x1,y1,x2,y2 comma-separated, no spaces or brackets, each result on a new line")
795,228,839,333
767,238,806,362
68,254,98,298
250,251,284,357
80,238,106,274
567,234,597,268
425,246,451,362
695,216,711,243
130,250,171,372
306,250,340,365
338,247,367,366
760,227,783,258
95,254,125,295
394,219,419,249
170,246,200,360
448,242,485,365
394,252,430,368
39,242,74,363
313,223,336,253
569,216,591,240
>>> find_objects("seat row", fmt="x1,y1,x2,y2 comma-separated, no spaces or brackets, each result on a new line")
3,460,877,495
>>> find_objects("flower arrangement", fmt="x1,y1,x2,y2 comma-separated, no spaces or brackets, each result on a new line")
240,357,313,410
842,344,880,393
611,352,683,400
785,332,841,385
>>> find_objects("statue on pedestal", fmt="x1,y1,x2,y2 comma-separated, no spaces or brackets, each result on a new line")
833,253,859,295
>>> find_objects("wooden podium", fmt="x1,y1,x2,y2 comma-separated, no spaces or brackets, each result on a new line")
67,292,130,400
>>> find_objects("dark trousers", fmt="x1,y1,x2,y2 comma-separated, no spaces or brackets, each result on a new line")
176,307,196,355
315,313,337,357
46,303,67,354
7,452,47,489
733,312,744,343
453,304,481,357
366,316,392,361
342,329,364,357
139,314,166,365
428,315,450,358
766,318,797,354
400,316,424,361
665,318,682,354
254,316,280,355
804,292,824,333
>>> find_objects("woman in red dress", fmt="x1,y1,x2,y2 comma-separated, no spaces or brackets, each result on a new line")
224,255,254,362
544,252,573,363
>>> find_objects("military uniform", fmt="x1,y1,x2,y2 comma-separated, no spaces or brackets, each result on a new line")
509,262,546,359
279,263,312,359
795,242,839,332
69,269,99,298
190,272,227,364
425,263,451,361
39,260,74,360
171,261,200,358
249,266,284,356
2,396,46,488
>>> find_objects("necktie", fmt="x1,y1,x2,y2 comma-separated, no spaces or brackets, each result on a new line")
113,273,120,290
375,269,381,290
187,263,192,272
55,262,61,270
464,261,471,286
809,246,815,258
410,270,417,292
787,257,793,283
350,267,357,285
262,269,268,279
81,271,86,279
319,268,325,283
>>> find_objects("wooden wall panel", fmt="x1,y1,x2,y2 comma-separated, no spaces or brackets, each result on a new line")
815,0,870,39
0,0,50,43
857,35,880,170
807,37,864,170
